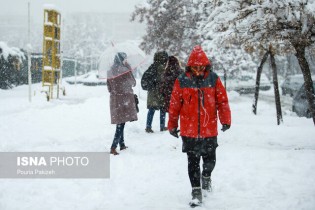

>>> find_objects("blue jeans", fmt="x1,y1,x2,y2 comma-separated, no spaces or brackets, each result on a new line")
111,123,125,149
146,108,166,130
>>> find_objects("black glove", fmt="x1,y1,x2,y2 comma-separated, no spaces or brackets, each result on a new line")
221,124,230,132
134,94,139,113
169,128,180,138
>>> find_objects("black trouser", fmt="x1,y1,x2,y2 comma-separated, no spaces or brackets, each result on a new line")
187,147,217,188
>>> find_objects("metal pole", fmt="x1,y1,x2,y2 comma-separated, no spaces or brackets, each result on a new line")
27,2,32,102
85,57,87,74
57,16,63,99
74,59,77,87
90,56,92,72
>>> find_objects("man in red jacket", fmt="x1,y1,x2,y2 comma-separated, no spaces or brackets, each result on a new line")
168,45,231,207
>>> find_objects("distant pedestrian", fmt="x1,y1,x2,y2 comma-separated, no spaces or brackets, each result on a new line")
168,45,231,207
161,56,183,112
141,51,169,133
107,52,138,155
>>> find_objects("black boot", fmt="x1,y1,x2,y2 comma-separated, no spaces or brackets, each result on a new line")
189,188,202,207
160,127,168,131
120,145,128,151
202,176,212,192
145,128,154,133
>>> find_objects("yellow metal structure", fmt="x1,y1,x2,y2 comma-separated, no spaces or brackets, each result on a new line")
42,9,61,101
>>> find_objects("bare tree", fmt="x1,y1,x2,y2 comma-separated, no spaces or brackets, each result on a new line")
269,44,283,125
253,50,269,115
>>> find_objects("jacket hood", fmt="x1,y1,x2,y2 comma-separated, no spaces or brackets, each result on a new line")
154,51,168,64
167,56,180,69
187,45,211,66
114,52,127,65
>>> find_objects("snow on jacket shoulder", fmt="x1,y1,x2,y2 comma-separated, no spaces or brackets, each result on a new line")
168,71,231,138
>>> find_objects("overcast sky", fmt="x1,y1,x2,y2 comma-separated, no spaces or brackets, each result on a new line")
1,0,144,21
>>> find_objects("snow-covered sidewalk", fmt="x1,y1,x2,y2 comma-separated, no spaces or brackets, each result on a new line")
0,81,314,210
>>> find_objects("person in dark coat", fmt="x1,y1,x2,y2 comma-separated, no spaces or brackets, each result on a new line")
107,52,138,155
168,46,231,206
161,56,182,112
141,51,168,133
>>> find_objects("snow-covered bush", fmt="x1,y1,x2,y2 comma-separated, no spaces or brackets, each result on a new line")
0,42,26,89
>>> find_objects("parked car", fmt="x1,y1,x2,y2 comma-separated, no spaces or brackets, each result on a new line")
222,72,271,94
292,83,315,118
65,71,106,86
281,74,304,97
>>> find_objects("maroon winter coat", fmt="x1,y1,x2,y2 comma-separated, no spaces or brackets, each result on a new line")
107,67,138,124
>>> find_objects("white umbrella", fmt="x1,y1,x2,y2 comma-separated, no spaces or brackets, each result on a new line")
98,42,146,79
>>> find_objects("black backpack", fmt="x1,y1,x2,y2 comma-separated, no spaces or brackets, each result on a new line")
141,64,157,91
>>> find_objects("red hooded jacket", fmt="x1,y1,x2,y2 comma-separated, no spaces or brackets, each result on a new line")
168,46,231,138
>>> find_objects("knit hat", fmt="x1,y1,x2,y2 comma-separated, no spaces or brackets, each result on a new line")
187,45,211,66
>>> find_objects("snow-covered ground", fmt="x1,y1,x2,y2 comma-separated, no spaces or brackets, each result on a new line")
0,79,314,210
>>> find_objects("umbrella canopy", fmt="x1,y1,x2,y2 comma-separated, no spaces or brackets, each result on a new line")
98,42,146,79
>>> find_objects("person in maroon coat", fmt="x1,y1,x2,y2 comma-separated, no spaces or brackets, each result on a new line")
107,52,138,155
168,46,231,206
